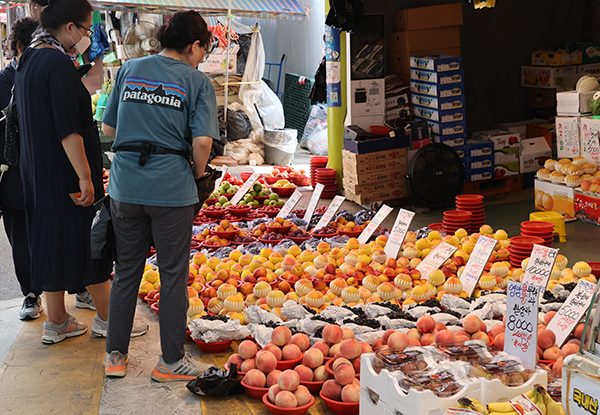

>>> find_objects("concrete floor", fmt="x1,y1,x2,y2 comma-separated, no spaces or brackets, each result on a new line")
1,157,599,413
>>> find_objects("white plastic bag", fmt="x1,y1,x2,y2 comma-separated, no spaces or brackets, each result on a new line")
239,24,284,129
306,123,328,155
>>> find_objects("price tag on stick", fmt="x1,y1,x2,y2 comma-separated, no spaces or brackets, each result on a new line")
546,279,597,346
459,235,498,297
416,242,457,279
384,209,415,260
277,190,304,218
521,244,558,299
213,165,228,190
313,196,345,231
302,183,324,229
504,281,540,370
357,205,393,245
230,172,261,205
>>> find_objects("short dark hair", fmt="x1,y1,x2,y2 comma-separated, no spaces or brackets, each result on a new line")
157,11,211,54
9,17,38,57
30,0,93,32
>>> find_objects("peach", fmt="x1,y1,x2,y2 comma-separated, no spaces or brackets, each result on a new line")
266,370,282,387
263,344,283,361
322,379,342,400
227,353,243,370
568,339,581,346
340,339,362,360
275,390,298,408
407,328,422,341
329,342,341,357
294,385,312,406
561,343,579,358
268,384,282,403
494,333,505,351
323,324,344,344
544,311,557,326
416,315,436,333
278,369,301,392
543,346,562,361
294,365,313,381
314,365,330,381
256,350,278,373
480,320,487,333
537,346,544,359
435,322,447,331
290,333,311,352
454,329,469,338
553,356,564,374
342,328,355,340
420,333,436,346
361,342,373,354
238,340,258,360
489,324,505,338
387,332,410,350
282,344,302,361
302,348,324,369
574,323,585,340
244,369,266,388
334,364,356,385
471,331,490,344
538,329,556,350
382,329,396,344
463,315,482,334
352,357,360,373
312,341,329,357
240,358,256,372
332,357,352,370
435,330,455,345
341,383,360,403
272,326,292,346
408,337,421,346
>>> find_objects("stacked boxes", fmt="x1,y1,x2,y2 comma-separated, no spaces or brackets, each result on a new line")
410,55,466,148
473,131,520,178
463,140,495,182
342,148,408,204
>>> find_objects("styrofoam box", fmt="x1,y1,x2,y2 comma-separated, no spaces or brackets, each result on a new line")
479,370,548,404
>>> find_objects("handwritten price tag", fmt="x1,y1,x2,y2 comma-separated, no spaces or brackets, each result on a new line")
459,236,497,297
230,172,261,205
416,242,457,279
213,165,228,190
504,281,540,369
509,394,544,415
357,205,393,245
521,244,558,299
302,183,324,229
546,279,597,346
277,190,303,219
384,209,415,260
314,196,345,231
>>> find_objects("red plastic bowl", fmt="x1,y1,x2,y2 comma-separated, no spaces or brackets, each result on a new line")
227,206,252,217
202,240,231,249
338,229,363,237
258,237,284,245
310,231,339,239
193,338,232,353
275,354,304,370
211,229,239,239
428,223,444,231
150,302,159,315
369,125,392,136
144,295,159,306
138,292,148,302
271,186,297,197
289,176,311,186
255,196,269,205
241,172,263,182
456,194,484,202
520,221,555,230
241,376,270,400
288,235,311,244
265,176,289,185
299,379,325,394
266,224,293,234
201,208,225,219
319,390,359,415
258,207,281,218
324,359,359,379
262,390,315,415
443,210,472,219
510,236,545,247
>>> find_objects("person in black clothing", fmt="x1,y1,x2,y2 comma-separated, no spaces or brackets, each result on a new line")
0,17,40,320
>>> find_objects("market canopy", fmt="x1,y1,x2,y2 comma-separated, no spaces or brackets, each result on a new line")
89,0,307,19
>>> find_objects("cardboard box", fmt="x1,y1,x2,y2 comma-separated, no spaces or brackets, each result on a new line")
410,80,464,98
521,65,579,90
412,138,431,150
199,45,239,74
390,48,461,76
494,119,547,139
578,62,600,75
343,165,408,185
557,90,596,116
433,133,466,147
345,186,408,205
342,177,407,195
411,94,465,111
413,105,465,123
410,55,462,72
526,95,556,109
534,179,576,219
389,28,461,74
477,131,520,150
526,123,555,150
464,167,494,182
453,145,466,159
343,135,410,154
342,157,407,176
555,116,581,158
531,50,582,67
579,117,600,165
410,69,464,85
395,3,463,31
575,189,600,225
466,140,494,158
425,119,466,136
465,154,494,170
519,137,552,174
341,147,407,166
494,147,520,177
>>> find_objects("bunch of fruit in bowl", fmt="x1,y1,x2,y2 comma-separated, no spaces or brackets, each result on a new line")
251,223,269,237
231,230,256,244
330,217,368,233
222,172,243,186
203,181,239,207
271,179,296,189
194,228,212,242
312,225,338,236
236,183,273,207
261,231,286,241
288,228,310,238
204,235,229,247
264,193,285,207
213,220,239,234
267,217,294,230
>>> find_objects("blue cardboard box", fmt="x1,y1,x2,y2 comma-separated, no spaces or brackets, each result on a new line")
413,105,465,124
465,154,494,170
433,134,466,147
464,167,494,182
411,93,465,111
410,69,464,85
410,80,464,98
466,140,495,158
410,55,463,72
452,144,466,159
424,119,467,136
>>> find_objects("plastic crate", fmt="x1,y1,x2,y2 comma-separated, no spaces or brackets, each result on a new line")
282,73,314,139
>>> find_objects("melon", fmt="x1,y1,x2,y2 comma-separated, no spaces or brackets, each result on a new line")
577,75,600,93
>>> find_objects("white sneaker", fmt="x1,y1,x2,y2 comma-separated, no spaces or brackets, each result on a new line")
42,314,87,344
75,291,96,311
91,314,149,338
19,293,43,320
151,355,200,382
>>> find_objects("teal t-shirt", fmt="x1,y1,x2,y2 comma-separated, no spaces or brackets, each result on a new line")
103,54,219,207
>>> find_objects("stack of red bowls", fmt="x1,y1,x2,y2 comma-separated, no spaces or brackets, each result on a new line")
442,210,472,234
508,236,545,268
316,168,339,198
310,157,328,188
455,194,485,233
520,221,555,247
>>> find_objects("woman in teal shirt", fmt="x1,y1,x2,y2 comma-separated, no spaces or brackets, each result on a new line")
101,11,218,381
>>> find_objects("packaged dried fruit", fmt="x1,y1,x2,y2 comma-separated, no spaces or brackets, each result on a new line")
435,339,494,364
481,354,533,387
407,363,469,398
373,346,441,375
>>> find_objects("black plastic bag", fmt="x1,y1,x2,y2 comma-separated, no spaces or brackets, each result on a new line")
218,108,253,142
325,0,365,33
186,364,245,397
309,58,326,104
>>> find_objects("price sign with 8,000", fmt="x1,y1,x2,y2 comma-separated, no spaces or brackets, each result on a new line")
504,281,540,369
546,279,597,347
521,244,558,299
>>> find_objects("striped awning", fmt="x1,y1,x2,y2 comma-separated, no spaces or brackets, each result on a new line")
90,0,306,19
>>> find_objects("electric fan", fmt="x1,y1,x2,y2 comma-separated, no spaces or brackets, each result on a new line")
119,21,160,60
406,143,465,210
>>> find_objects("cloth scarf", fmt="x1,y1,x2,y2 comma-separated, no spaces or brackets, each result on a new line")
30,29,77,62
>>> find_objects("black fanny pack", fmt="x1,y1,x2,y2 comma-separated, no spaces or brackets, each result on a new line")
114,143,189,166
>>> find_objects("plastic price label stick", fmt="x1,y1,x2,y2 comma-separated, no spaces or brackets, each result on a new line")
504,281,540,370
416,242,457,279
313,195,345,231
459,235,497,297
277,190,303,218
384,209,415,260
213,165,228,191
443,409,484,415
509,393,544,415
520,244,558,299
546,279,597,346
357,205,393,245
230,172,261,206
302,183,324,229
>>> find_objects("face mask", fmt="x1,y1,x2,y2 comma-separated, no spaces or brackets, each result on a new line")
75,35,91,55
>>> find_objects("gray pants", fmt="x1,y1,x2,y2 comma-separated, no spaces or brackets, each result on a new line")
106,200,194,363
